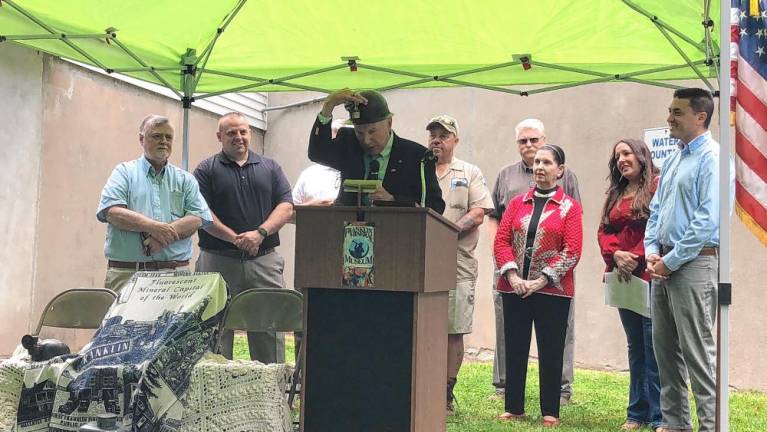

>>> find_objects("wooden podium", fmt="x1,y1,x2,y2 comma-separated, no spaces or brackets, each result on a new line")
295,206,458,432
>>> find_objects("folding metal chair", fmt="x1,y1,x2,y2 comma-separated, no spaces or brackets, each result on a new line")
32,288,117,336
217,288,304,409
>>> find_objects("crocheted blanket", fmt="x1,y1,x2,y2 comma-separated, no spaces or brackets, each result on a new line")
180,353,293,432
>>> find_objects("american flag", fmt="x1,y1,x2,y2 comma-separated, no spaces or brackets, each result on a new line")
731,0,767,247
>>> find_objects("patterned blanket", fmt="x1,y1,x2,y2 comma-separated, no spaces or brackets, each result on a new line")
10,271,227,432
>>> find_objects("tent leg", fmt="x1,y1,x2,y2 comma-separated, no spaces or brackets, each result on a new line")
716,0,731,430
182,102,190,171
716,303,730,432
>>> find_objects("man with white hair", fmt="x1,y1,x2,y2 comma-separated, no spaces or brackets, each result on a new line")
487,118,581,405
308,88,444,212
97,114,212,292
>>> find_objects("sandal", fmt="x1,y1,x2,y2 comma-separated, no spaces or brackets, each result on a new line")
542,416,561,427
497,412,526,421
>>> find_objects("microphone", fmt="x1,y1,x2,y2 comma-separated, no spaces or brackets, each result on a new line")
366,159,380,180
421,149,437,162
419,150,436,207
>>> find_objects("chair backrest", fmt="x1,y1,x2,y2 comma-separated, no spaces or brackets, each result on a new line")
221,288,303,333
33,288,117,335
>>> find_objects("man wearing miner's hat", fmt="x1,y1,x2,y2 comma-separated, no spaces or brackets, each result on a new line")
308,89,445,213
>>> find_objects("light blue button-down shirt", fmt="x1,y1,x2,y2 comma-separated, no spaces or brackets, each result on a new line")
644,131,723,271
97,156,212,262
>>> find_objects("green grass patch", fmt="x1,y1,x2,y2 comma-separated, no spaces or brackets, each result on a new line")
233,334,767,431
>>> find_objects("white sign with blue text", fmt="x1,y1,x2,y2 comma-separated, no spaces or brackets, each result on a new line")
643,126,680,169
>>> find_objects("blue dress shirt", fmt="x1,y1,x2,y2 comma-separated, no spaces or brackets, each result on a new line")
97,156,212,262
644,131,723,271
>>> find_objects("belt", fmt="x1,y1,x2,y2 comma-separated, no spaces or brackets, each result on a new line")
108,260,189,270
660,245,718,256
202,247,275,260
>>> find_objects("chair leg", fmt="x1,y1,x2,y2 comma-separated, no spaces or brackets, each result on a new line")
288,335,303,410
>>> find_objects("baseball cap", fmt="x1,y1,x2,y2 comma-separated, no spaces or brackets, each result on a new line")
426,114,459,136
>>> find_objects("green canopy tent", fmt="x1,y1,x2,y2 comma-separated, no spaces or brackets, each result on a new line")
0,0,723,167
0,1,734,429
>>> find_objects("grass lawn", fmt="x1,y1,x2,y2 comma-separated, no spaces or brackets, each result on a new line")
233,334,767,431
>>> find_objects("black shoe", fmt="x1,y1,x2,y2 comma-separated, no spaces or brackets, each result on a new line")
447,378,457,415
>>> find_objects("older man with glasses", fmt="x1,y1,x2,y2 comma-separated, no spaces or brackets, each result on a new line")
97,114,212,293
486,118,581,405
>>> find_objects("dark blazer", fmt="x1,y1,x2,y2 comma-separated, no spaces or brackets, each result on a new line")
308,117,445,213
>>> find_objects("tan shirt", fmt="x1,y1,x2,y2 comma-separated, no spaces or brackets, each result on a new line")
438,158,494,281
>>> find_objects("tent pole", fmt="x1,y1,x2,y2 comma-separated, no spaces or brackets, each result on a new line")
181,49,197,172
621,0,708,54
653,23,716,92
182,101,190,172
716,0,731,430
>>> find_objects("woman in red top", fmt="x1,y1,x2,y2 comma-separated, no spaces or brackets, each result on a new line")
494,145,582,427
597,139,661,431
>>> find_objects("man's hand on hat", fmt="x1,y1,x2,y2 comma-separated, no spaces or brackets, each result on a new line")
321,88,368,117
369,185,394,202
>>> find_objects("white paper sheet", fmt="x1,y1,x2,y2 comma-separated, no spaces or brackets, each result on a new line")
603,271,651,318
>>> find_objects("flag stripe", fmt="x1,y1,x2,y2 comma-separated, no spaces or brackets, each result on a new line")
735,104,767,159
736,131,767,184
737,57,767,106
736,81,767,131
736,181,767,229
736,154,767,206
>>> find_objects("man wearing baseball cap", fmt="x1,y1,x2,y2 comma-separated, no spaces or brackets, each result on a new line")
308,89,444,213
426,115,493,414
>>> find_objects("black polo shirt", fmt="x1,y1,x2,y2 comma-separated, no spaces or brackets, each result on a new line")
194,150,293,251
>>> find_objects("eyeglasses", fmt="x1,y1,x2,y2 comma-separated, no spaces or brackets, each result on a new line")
517,137,541,145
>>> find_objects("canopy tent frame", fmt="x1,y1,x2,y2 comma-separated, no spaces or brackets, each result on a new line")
0,0,722,168
0,0,733,430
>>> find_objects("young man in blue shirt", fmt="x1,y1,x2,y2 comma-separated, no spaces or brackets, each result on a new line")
645,88,723,432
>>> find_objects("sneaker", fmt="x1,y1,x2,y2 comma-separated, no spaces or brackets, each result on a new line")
488,387,505,401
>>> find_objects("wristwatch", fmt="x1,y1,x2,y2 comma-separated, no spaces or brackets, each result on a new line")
257,227,269,237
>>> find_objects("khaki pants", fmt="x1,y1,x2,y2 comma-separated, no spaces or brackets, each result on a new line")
448,279,476,334
652,254,717,432
196,249,286,364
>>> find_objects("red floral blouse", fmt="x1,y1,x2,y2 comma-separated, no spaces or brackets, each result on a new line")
596,179,658,282
494,187,583,298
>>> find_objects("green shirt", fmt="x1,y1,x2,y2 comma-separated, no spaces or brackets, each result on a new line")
363,133,393,180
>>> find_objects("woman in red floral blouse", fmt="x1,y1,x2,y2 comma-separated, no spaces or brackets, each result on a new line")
597,139,661,432
494,144,582,428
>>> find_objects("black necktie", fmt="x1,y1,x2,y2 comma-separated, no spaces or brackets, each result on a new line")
367,158,380,180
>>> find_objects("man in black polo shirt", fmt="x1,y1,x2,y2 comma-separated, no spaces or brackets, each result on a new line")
194,112,294,363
